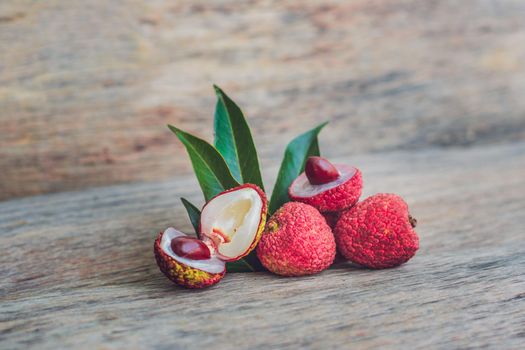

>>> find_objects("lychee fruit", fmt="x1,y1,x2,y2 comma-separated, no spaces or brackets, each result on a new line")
154,228,226,289
289,156,362,213
154,184,267,288
257,202,336,276
199,184,267,261
334,193,419,269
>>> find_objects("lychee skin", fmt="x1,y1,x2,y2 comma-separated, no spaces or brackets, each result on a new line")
257,202,336,276
289,168,362,213
154,233,224,289
334,194,419,269
198,183,267,262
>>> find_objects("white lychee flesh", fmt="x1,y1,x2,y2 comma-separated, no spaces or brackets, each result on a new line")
200,186,264,260
290,164,357,197
160,227,225,274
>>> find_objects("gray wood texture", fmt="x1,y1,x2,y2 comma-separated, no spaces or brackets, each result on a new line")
1,0,525,348
1,0,525,200
1,142,525,349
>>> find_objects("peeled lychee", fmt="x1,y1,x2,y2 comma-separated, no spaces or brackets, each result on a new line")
289,156,362,213
199,184,267,261
154,228,225,289
257,202,336,276
334,193,419,269
155,184,267,288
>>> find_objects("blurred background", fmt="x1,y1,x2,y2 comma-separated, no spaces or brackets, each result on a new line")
1,0,524,202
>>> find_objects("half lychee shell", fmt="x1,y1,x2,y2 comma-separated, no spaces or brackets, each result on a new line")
199,184,267,262
154,184,268,288
289,159,362,213
154,227,226,289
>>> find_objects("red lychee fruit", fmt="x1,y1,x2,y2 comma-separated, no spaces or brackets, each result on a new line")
154,184,267,288
334,193,419,269
289,156,362,213
257,202,336,276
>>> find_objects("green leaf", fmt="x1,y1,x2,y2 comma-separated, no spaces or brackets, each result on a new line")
180,198,201,235
226,251,265,272
213,85,265,191
226,259,254,273
168,125,240,201
269,122,328,214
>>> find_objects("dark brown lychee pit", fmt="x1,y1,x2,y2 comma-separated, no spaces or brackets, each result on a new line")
305,156,340,185
171,236,211,260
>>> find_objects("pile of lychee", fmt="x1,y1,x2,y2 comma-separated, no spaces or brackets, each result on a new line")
155,157,419,288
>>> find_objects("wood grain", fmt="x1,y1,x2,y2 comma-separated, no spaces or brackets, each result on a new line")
2,0,525,200
1,142,524,349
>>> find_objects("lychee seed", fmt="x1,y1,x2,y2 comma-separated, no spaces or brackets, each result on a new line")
305,156,340,185
170,236,211,260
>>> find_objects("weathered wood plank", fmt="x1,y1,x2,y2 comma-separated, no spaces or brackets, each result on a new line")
1,0,525,200
1,142,524,349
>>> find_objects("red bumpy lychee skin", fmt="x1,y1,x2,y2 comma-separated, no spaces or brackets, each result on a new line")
334,193,419,269
289,157,362,213
257,202,336,276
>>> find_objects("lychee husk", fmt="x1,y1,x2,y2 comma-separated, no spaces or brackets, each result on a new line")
289,166,362,213
154,184,267,288
257,202,336,276
154,230,225,289
334,193,419,269
199,184,267,262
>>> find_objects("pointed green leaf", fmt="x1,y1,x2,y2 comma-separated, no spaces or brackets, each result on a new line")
269,122,328,214
226,251,265,272
181,198,201,234
168,125,240,201
213,85,265,190
226,259,254,273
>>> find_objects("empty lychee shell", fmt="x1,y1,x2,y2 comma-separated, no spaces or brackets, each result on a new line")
199,184,267,262
154,227,225,289
289,158,362,212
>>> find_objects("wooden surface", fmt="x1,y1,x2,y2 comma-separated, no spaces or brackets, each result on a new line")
2,0,525,200
1,142,525,349
1,1,525,349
